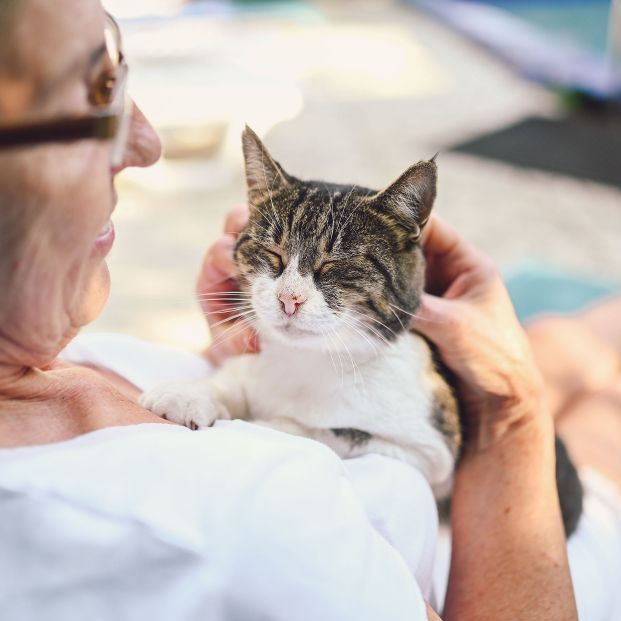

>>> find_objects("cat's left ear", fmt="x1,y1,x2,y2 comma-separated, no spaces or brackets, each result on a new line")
372,158,437,241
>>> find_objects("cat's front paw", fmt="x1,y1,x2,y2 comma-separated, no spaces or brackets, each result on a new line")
139,381,229,430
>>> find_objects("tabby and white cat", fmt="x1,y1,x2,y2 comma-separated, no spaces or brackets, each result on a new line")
141,127,582,531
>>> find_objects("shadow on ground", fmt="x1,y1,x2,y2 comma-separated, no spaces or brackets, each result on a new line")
449,108,621,189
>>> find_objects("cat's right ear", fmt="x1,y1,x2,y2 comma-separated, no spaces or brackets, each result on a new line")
242,126,292,208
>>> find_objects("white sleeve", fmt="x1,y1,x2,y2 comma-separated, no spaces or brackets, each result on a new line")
223,436,430,621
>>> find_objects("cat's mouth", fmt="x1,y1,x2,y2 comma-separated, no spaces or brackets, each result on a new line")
267,321,324,346
279,323,315,336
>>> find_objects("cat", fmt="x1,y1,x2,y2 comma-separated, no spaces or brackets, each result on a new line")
140,126,582,534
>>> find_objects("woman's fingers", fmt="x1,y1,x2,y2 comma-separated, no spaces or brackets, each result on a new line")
422,216,490,296
197,206,258,366
197,205,249,298
422,215,461,257
224,205,250,235
414,215,547,439
411,293,455,337
196,235,236,300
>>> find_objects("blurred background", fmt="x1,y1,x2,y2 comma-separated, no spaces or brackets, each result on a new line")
94,0,621,351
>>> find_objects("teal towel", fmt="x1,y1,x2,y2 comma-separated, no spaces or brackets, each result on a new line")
504,261,619,323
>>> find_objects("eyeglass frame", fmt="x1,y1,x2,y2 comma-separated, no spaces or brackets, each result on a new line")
0,13,131,167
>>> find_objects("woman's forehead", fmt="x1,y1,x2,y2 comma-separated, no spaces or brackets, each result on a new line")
13,0,107,96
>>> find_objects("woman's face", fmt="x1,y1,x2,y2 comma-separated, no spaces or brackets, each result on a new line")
0,0,161,366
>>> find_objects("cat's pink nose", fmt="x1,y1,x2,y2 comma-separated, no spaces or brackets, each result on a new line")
279,292,307,316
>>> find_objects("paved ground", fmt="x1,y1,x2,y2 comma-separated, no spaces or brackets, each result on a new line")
93,0,621,350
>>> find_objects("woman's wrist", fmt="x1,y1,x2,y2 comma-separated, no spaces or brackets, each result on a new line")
447,399,577,621
462,367,551,455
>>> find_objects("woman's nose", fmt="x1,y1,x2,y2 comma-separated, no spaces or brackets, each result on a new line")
113,101,162,174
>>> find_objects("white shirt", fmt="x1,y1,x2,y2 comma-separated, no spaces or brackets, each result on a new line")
0,335,438,621
1,333,620,620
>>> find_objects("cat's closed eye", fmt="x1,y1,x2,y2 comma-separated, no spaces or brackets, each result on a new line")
313,260,337,280
262,247,286,275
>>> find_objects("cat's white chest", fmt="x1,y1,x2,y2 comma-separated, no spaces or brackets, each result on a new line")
140,331,456,491
241,334,435,434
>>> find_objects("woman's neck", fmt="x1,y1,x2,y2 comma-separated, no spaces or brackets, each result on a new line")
0,359,166,449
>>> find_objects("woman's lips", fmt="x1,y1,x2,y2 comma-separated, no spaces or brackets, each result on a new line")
95,219,115,255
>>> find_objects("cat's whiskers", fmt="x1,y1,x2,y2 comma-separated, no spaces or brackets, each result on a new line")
318,325,339,378
198,299,252,309
202,301,253,312
209,309,257,331
388,305,407,332
346,308,396,342
209,316,257,351
337,314,380,358
388,302,447,324
197,293,250,299
197,296,252,303
326,327,345,388
202,305,254,317
332,327,367,397
346,314,391,348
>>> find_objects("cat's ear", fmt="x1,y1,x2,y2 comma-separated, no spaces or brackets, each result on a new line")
242,125,292,207
372,158,437,241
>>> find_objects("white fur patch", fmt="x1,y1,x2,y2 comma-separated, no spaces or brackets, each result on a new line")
143,255,455,494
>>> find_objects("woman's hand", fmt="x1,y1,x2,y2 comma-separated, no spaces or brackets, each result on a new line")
415,217,577,621
196,206,258,367
411,216,548,451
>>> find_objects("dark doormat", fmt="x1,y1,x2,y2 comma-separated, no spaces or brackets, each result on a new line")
449,113,621,189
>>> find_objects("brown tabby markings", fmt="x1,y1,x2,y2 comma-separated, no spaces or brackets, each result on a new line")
236,126,459,454
235,179,430,341
230,128,582,536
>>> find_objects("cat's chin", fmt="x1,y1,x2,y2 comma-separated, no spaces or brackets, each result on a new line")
259,323,382,357
262,323,326,349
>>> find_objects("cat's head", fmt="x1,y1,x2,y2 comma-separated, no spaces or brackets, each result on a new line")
234,126,436,352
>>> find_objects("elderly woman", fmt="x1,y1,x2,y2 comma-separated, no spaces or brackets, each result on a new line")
1,1,620,620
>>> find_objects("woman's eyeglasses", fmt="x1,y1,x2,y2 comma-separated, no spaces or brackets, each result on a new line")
0,13,131,167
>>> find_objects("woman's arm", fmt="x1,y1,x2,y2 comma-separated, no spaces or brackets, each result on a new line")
447,416,573,621
413,217,577,621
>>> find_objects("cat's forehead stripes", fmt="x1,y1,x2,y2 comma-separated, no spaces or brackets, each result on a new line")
239,180,427,340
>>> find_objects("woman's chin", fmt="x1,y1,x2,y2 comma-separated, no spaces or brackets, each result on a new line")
78,262,111,326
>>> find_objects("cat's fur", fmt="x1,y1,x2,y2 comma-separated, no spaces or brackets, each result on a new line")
141,127,582,533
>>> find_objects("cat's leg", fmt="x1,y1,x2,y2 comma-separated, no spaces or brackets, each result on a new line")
139,377,230,429
139,355,254,429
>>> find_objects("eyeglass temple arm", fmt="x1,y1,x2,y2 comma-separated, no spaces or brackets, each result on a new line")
0,113,118,149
